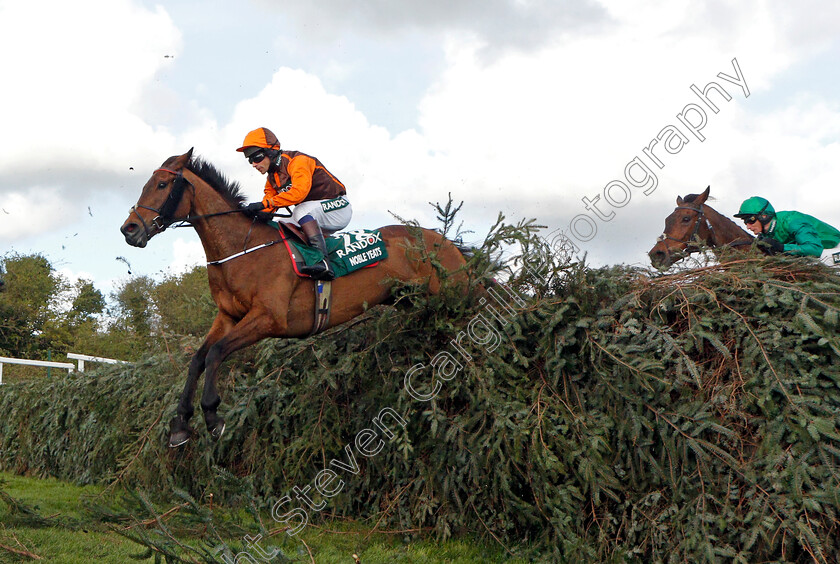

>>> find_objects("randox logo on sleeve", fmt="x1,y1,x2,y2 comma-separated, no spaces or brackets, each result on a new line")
321,197,350,212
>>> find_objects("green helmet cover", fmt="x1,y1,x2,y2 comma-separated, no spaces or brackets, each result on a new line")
735,196,775,218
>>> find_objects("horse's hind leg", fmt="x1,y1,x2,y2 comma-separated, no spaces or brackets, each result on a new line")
200,310,277,440
169,315,232,447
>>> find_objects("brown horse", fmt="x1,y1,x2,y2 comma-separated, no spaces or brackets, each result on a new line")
120,149,469,447
648,186,755,269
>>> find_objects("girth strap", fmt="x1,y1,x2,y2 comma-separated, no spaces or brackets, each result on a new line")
310,280,333,336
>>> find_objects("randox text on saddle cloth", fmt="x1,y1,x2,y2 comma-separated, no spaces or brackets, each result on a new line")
550,57,750,257
333,230,383,259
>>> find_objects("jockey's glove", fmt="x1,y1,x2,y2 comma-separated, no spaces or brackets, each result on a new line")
757,234,784,255
243,201,267,218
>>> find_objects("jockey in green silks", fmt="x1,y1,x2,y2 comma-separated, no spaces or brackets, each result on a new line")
733,196,840,257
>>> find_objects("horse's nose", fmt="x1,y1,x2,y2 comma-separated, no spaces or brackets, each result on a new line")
121,222,148,248
120,222,135,238
649,249,668,269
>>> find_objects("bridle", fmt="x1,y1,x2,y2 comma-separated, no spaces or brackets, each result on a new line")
128,166,290,265
656,204,753,263
656,204,712,252
128,167,266,235
128,167,193,237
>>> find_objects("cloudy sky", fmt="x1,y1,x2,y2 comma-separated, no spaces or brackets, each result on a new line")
1,0,839,297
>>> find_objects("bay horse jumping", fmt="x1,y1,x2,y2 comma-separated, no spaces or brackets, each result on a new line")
648,186,755,269
120,149,470,447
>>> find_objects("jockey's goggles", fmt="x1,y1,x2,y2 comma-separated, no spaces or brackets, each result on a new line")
741,216,759,225
247,151,267,164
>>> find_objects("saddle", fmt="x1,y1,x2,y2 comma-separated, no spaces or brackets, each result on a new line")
273,223,388,279
272,222,388,335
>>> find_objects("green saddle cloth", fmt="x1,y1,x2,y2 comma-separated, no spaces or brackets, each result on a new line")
289,229,388,278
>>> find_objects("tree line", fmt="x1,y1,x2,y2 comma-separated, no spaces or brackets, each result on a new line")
0,253,216,362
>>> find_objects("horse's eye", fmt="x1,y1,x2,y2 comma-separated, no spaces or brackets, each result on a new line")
157,181,167,189
682,216,691,222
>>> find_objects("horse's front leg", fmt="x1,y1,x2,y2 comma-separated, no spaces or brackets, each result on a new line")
200,309,279,439
169,314,233,447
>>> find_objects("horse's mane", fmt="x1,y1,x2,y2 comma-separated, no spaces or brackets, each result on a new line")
683,191,753,238
184,157,247,208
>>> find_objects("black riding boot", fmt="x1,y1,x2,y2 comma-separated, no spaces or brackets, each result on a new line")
299,221,335,280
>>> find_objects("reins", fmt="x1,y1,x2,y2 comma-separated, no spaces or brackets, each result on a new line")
130,167,289,266
656,204,753,262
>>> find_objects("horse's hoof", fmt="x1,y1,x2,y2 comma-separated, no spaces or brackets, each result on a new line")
169,430,191,448
209,419,226,440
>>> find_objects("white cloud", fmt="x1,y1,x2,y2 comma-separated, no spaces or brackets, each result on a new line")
0,191,50,239
260,0,608,55
405,2,840,254
3,0,840,285
0,0,181,177
210,1,840,267
169,238,205,275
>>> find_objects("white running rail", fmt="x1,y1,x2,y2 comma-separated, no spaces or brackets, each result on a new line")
0,353,128,384
66,353,128,373
0,356,74,385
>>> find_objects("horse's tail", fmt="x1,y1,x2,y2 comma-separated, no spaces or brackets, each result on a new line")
452,240,475,260
447,237,508,288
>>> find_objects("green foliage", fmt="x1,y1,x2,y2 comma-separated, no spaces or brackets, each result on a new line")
109,275,158,337
0,252,68,357
97,267,216,361
0,252,217,368
2,236,840,561
152,266,217,338
68,279,106,326
0,254,113,362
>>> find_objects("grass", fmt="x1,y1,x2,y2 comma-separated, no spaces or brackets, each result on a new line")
0,527,147,564
0,473,146,563
0,472,530,563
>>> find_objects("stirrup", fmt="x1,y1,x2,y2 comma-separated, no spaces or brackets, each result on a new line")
300,260,335,281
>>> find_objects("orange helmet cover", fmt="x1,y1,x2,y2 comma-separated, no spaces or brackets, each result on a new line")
236,127,281,152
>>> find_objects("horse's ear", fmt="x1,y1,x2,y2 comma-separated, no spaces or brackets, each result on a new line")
676,195,684,206
696,185,710,204
172,148,194,170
